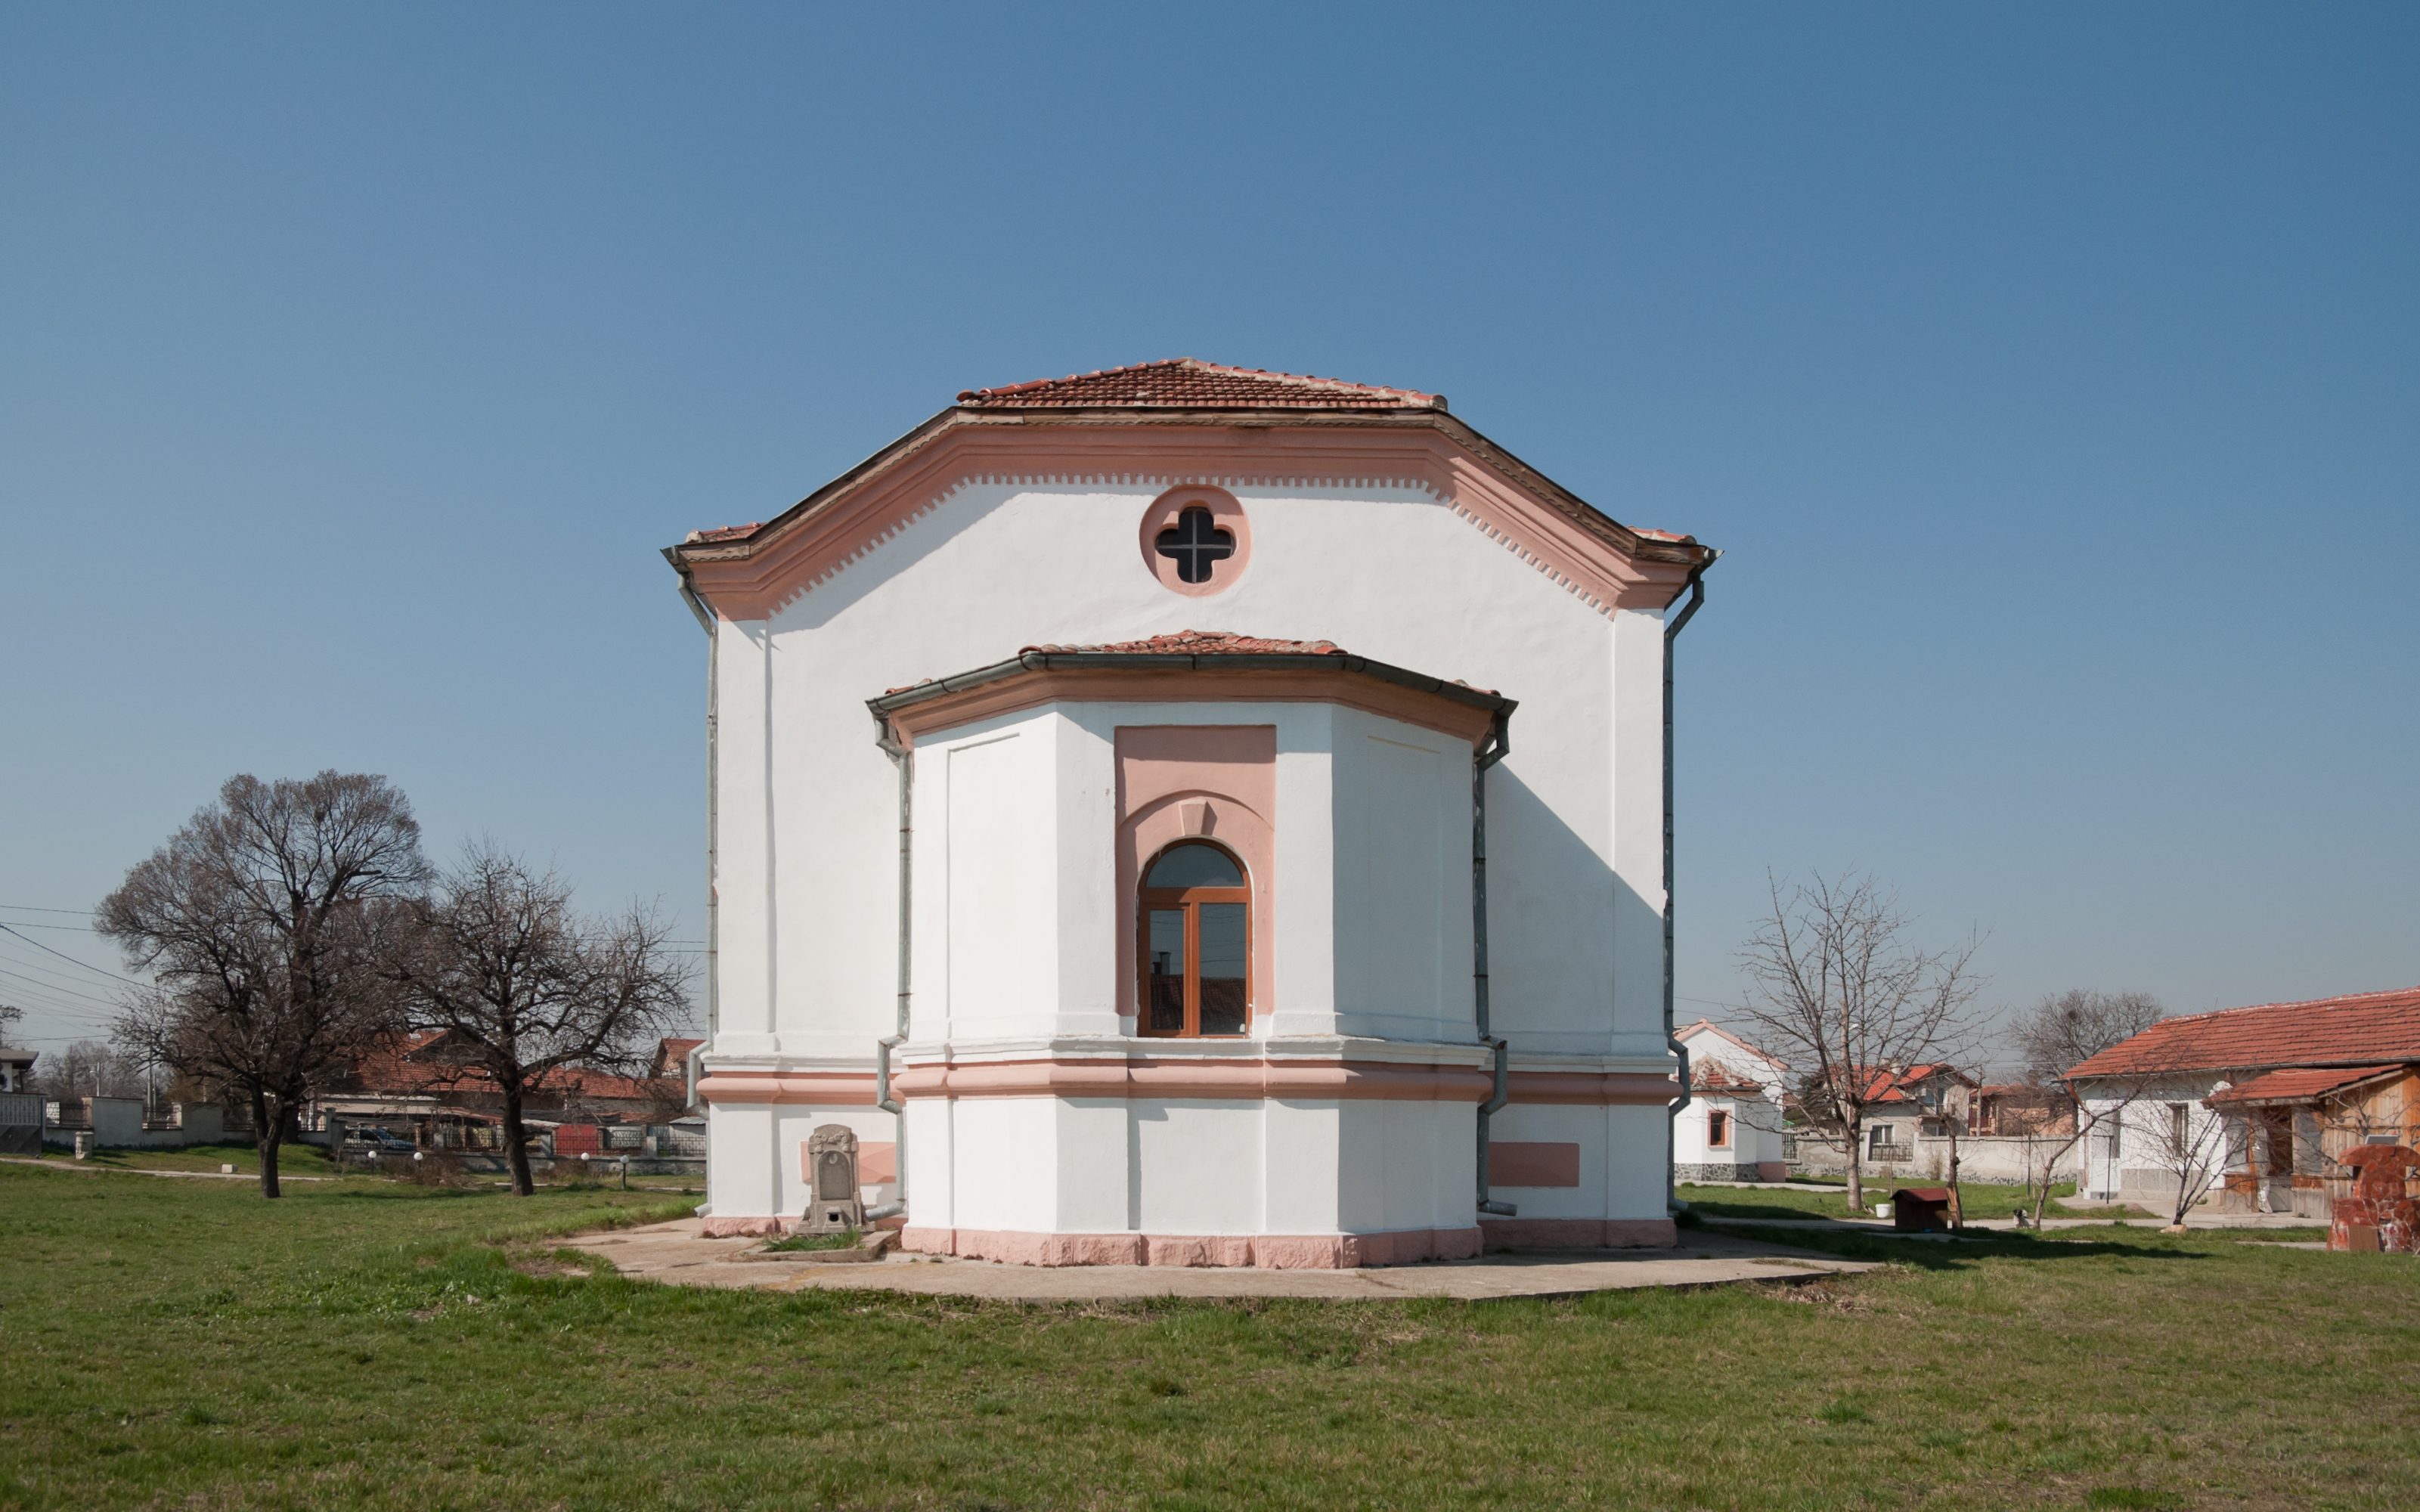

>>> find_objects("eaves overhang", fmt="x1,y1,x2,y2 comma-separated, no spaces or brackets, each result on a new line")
666,401,1718,622
867,645,1517,752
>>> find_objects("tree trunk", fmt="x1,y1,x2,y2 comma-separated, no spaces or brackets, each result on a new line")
253,1089,282,1200
1843,1114,1864,1211
501,1083,535,1198
1946,1123,1963,1230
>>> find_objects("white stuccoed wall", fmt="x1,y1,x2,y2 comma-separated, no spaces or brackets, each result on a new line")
699,479,1682,1225
709,482,1668,1065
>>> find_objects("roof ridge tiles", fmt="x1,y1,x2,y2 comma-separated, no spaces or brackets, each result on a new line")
956,358,1443,411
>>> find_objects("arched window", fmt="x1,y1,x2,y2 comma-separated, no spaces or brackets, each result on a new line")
1138,841,1250,1036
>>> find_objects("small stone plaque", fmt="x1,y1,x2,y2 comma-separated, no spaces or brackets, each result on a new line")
800,1124,863,1234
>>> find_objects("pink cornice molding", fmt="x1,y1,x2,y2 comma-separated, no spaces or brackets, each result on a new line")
696,1072,878,1106
691,1062,1678,1107
885,665,1500,751
672,414,1711,622
888,1056,1498,1103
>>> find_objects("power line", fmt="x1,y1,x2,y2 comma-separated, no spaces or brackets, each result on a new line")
0,953,125,999
0,923,145,984
0,903,96,916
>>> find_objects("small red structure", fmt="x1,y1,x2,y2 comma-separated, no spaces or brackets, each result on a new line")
2329,1145,2420,1253
1892,1187,1955,1233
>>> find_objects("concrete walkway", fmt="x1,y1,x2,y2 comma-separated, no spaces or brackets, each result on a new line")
0,1155,329,1182
565,1219,1880,1302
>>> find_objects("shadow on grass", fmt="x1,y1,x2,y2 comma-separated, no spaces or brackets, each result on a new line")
1707,1219,2218,1272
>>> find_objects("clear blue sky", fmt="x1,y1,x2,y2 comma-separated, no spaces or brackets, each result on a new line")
4,5,2413,1061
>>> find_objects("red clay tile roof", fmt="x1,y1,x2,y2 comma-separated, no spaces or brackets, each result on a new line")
1018,630,1344,657
1861,1064,1974,1103
2063,986,2420,1082
957,358,1442,412
1692,1062,1768,1095
2205,1064,2412,1106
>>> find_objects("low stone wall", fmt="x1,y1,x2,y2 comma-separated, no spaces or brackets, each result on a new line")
1789,1134,2080,1186
1675,1161,1783,1184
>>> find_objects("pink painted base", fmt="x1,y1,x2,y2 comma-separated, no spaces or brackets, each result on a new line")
898,1225,1485,1269
1476,1217,1678,1250
1757,1160,1789,1182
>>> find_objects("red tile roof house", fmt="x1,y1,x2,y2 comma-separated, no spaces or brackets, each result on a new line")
2062,985,2420,1218
662,360,1719,1262
1671,1021,1791,1182
1779,1063,2006,1184
305,1031,701,1160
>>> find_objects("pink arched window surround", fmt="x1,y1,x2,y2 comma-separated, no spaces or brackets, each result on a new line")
1114,726,1275,1030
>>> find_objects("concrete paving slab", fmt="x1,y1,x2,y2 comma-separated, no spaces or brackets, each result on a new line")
564,1219,1879,1302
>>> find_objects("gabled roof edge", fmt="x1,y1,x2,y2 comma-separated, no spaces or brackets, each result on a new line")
667,406,1717,583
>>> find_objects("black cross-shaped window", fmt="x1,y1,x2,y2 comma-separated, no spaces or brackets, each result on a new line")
1155,507,1235,584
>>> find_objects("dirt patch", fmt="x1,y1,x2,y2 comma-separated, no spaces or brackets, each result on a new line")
507,1251,605,1281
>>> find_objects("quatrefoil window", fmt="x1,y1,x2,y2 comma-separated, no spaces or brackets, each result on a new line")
1154,507,1235,584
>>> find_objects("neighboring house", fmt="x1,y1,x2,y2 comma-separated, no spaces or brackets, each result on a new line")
1672,1020,1788,1182
1782,1063,2063,1185
2064,984,2420,1217
1971,1083,2076,1139
664,358,1718,1263
306,1031,699,1153
0,1046,39,1155
1853,1064,1980,1161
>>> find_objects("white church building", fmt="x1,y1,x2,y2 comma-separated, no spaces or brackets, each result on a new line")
665,360,1718,1267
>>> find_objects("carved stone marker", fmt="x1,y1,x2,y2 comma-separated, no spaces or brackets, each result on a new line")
801,1123,863,1234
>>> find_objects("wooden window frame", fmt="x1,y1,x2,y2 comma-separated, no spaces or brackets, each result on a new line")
1706,1108,1731,1149
1137,842,1251,1039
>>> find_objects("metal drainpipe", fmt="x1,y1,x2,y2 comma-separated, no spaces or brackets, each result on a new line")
1662,558,1714,1215
862,711,913,1222
1473,708,1517,1219
664,553,720,1058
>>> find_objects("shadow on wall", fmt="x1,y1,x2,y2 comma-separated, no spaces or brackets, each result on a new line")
1484,764,1663,1051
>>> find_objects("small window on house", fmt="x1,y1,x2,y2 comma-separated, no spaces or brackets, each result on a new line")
2167,1103,2189,1151
1867,1123,1892,1157
1154,508,1235,585
1139,841,1250,1036
1706,1109,1731,1148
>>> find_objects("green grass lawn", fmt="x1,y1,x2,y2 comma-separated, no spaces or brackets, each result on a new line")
1678,1180,2098,1222
3,1162,2415,1510
20,1144,704,1192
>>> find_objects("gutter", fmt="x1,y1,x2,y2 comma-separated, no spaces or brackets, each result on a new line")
1662,556,1715,1216
1472,707,1517,1219
861,708,913,1223
866,648,1515,720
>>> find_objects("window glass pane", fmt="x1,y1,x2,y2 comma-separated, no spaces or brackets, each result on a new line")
1146,909,1185,1033
1154,507,1235,584
1197,903,1247,1035
1145,842,1242,888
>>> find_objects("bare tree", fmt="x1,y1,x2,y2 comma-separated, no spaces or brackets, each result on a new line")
1734,871,1985,1210
2009,990,2165,1088
0,1002,20,1042
33,1038,144,1101
100,773,428,1198
386,845,690,1197
2146,1095,2235,1229
1997,990,2167,1226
